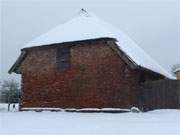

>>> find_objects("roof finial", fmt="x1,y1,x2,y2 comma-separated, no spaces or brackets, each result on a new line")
79,8,89,17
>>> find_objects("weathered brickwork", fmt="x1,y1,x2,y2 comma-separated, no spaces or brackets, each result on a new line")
20,39,160,109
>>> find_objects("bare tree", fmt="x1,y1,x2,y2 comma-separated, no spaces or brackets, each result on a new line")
0,79,20,103
0,80,2,102
171,63,180,76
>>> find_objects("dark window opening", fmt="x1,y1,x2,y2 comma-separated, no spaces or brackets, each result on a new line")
57,47,70,70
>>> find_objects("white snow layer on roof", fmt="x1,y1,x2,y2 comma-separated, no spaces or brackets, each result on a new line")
24,9,174,79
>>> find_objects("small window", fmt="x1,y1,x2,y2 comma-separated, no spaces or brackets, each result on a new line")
57,47,70,70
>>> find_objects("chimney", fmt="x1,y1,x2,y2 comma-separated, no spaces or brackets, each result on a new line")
174,69,180,80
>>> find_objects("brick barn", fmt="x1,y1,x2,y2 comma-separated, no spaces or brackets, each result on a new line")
9,9,174,111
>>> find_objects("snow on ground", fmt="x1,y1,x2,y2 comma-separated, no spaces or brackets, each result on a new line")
0,103,180,135
0,103,19,112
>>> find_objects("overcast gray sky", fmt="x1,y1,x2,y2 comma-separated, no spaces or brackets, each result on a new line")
0,0,180,81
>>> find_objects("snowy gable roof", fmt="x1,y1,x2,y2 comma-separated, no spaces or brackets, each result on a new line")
23,9,174,79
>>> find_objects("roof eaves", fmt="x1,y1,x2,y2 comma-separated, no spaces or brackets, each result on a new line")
108,41,138,69
8,51,27,74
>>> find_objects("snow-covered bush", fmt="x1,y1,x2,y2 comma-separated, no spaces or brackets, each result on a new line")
130,107,141,113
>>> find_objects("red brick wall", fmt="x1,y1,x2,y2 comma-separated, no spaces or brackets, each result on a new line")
20,40,158,109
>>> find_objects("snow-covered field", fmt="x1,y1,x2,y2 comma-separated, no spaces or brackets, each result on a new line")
0,103,180,135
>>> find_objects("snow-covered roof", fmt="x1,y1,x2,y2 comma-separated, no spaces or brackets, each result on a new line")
23,9,174,79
